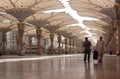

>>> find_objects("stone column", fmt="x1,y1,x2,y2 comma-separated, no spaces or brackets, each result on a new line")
16,35,19,53
76,41,80,53
115,31,119,54
112,36,117,54
114,3,120,55
48,33,54,55
58,35,61,54
73,40,75,53
2,32,6,54
64,38,68,54
17,22,25,55
118,24,120,55
43,39,47,55
110,20,117,54
28,36,32,54
75,40,77,52
69,39,72,54
62,42,64,54
36,28,42,55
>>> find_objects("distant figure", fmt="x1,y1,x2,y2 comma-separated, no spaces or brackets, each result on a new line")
83,37,92,62
21,47,26,55
110,50,112,55
96,36,105,62
109,46,112,55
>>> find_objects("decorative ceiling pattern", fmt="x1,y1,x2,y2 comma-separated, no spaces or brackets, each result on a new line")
0,0,116,45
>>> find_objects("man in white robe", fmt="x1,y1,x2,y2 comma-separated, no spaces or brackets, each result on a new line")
96,37,105,62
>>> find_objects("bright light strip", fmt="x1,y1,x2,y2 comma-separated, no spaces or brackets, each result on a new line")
43,9,65,13
0,54,80,63
2,20,11,23
58,0,100,43
66,23,79,27
0,12,7,14
43,0,100,43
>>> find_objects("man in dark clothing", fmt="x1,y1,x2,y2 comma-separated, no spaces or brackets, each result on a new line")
83,37,92,62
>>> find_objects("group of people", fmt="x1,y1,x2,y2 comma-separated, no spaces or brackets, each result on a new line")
83,36,105,63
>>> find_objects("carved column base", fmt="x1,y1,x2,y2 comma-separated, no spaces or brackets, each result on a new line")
117,27,120,55
48,45,54,55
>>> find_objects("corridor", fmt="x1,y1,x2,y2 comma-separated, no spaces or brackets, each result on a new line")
0,54,120,79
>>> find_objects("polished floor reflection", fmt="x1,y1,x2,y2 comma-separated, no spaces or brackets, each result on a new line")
0,54,120,79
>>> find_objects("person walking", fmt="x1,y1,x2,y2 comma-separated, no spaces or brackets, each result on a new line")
83,37,92,62
96,36,105,62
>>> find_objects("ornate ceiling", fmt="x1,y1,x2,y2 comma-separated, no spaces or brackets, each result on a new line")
0,0,116,45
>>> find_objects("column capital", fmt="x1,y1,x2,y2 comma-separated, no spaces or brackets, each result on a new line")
36,28,42,34
114,4,120,14
111,20,120,22
17,22,25,29
115,0,120,3
58,35,61,43
50,33,54,38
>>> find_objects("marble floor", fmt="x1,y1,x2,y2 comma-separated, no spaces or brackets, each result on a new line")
0,54,120,79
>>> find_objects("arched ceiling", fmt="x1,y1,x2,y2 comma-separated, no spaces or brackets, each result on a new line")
0,0,116,45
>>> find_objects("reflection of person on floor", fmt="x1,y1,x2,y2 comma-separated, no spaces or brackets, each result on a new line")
83,37,92,62
84,62,91,79
96,36,105,62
